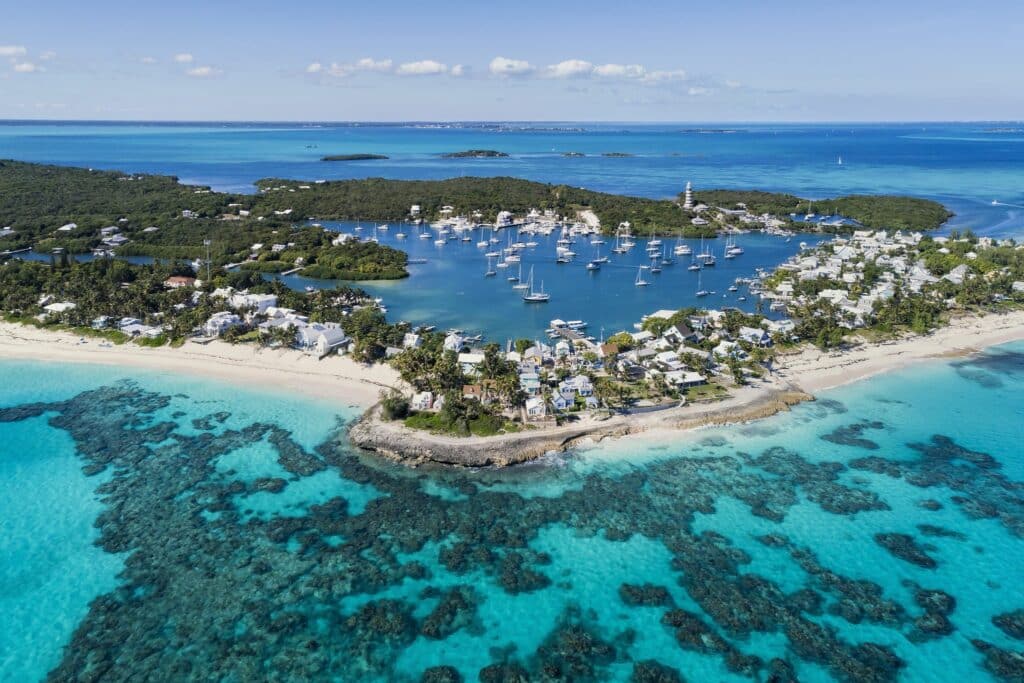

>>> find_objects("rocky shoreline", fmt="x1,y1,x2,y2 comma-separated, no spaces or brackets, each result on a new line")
348,387,812,467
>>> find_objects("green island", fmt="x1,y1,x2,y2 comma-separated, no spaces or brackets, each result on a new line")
0,160,408,279
0,161,953,250
562,152,586,157
321,154,390,161
440,150,509,158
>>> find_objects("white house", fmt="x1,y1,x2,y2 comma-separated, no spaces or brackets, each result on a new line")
205,312,243,336
296,323,349,358
525,397,547,419
411,391,434,411
738,326,772,347
665,370,707,388
229,293,278,315
458,351,486,375
402,333,422,349
42,301,76,315
443,332,467,352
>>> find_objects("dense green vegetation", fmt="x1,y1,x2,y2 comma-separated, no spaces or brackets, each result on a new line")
240,240,408,280
0,160,408,280
440,150,508,158
254,176,719,236
321,154,389,161
695,189,952,232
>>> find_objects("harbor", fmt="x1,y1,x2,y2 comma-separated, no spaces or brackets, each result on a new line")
280,218,825,343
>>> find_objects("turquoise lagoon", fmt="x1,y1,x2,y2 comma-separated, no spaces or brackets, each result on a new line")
1,343,1023,681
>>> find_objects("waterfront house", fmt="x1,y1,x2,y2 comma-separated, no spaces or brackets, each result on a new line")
443,332,467,353
713,340,746,360
204,312,243,337
664,370,707,388
559,375,594,397
525,397,547,420
42,301,76,317
598,342,619,359
91,316,112,330
551,391,573,411
402,333,422,349
296,323,349,358
518,372,542,397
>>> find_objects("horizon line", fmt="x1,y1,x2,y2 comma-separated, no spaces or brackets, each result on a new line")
1,118,1023,126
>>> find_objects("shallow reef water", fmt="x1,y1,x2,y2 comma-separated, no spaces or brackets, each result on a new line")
1,344,1024,682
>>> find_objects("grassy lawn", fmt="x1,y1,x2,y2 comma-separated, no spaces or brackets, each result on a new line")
685,383,729,402
405,411,520,437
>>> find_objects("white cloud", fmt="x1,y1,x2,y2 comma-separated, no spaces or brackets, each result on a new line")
12,62,42,73
594,63,646,79
725,80,742,89
0,46,27,58
39,50,57,61
141,56,157,64
396,59,447,76
324,57,393,77
186,66,220,78
353,57,392,72
174,53,194,63
687,86,709,96
544,59,594,79
489,56,532,77
306,62,323,73
450,64,465,77
643,69,688,83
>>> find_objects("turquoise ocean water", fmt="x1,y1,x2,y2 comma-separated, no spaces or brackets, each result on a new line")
2,344,1023,681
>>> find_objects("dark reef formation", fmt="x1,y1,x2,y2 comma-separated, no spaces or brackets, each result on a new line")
1,378,1019,682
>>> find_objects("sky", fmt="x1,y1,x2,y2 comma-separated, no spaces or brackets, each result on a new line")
1,0,1022,122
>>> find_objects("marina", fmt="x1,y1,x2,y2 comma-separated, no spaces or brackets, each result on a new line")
280,219,824,342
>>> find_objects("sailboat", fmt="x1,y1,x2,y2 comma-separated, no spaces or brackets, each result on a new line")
484,255,496,277
508,262,521,283
837,155,843,166
649,256,662,274
395,222,407,239
695,270,708,297
512,262,529,290
661,246,673,266
635,266,650,287
522,267,551,302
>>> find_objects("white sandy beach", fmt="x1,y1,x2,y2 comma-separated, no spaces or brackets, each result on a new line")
2,310,1023,460
0,322,401,408
777,309,1024,393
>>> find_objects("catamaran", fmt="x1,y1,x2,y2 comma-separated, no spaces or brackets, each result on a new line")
522,267,551,302
673,235,692,256
635,266,650,287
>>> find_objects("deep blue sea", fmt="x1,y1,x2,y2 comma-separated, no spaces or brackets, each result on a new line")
2,121,1024,681
2,344,1023,681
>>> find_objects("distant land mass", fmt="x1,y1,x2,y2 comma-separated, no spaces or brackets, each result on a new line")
562,152,586,157
321,154,389,161
441,150,509,158
601,152,635,158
